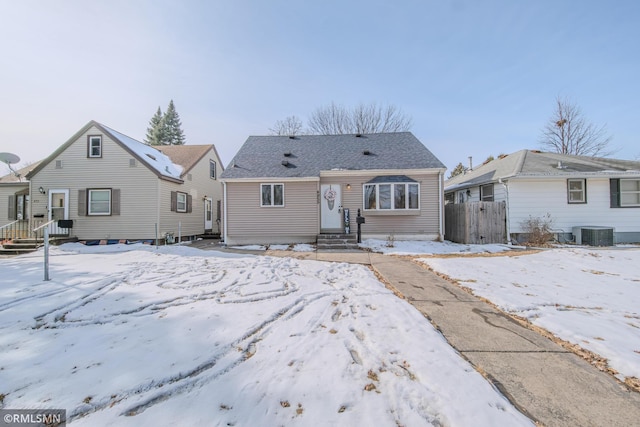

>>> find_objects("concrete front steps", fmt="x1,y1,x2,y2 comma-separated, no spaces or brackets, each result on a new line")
0,238,43,255
316,234,359,250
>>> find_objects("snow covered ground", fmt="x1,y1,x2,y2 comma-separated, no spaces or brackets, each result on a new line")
0,243,532,426
419,247,640,385
359,238,510,255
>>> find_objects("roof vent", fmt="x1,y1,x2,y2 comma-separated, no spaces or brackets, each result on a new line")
288,135,295,139
284,152,292,157
281,160,289,167
146,153,156,161
355,134,362,137
557,161,566,169
363,150,370,155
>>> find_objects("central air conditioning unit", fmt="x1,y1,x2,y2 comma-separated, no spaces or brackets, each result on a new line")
572,226,614,246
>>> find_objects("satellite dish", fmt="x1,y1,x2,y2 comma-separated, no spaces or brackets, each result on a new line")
0,152,20,165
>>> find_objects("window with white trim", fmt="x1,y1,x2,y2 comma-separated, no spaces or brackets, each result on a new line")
88,189,111,215
567,179,586,203
620,179,640,207
177,192,187,212
88,135,102,158
364,182,419,210
480,184,494,201
261,184,284,207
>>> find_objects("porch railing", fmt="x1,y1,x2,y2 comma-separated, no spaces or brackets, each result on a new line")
0,220,31,243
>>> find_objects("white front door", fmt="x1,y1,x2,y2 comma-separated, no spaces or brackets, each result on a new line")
48,189,69,235
204,197,213,231
320,184,342,230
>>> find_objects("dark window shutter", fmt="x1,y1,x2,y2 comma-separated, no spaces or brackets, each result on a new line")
112,189,120,215
187,194,192,213
78,189,87,216
8,195,16,220
170,191,177,212
610,179,620,208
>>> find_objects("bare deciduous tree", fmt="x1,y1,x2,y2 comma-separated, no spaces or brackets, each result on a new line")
307,102,412,135
539,96,615,157
269,115,304,136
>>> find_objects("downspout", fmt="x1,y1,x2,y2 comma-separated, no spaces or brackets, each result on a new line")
500,178,512,245
438,171,444,241
222,181,228,245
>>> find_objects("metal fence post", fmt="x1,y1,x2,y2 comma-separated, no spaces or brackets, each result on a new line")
44,225,50,281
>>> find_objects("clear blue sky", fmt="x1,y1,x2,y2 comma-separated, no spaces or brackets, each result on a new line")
1,0,639,174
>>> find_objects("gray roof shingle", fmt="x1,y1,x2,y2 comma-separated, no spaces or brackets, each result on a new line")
445,149,640,191
220,132,445,179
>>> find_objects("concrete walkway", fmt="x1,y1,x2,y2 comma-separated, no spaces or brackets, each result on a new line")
193,242,640,426
369,253,640,427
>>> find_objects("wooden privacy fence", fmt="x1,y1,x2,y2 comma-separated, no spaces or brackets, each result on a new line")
445,201,506,244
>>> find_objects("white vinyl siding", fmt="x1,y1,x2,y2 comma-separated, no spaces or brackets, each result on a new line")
508,178,640,233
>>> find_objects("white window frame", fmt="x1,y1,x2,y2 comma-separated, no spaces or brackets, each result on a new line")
260,183,284,207
88,135,102,158
176,192,187,212
88,189,111,216
480,184,494,201
620,179,640,207
363,182,420,211
567,179,586,204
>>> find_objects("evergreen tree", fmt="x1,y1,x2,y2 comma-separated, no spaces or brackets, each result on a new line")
145,107,165,145
163,100,186,145
448,162,466,179
144,100,186,145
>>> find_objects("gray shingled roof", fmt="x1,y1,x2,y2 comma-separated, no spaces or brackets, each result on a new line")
445,149,640,191
220,132,445,179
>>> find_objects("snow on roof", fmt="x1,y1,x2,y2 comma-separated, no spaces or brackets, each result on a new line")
101,125,183,180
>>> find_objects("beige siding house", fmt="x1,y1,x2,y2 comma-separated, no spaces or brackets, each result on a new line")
220,133,446,245
25,121,223,242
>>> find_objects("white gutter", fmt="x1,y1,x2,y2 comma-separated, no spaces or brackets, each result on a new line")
222,181,228,244
500,178,512,245
439,171,444,241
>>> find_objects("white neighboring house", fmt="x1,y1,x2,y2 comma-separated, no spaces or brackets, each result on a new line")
445,150,640,244
25,121,223,242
